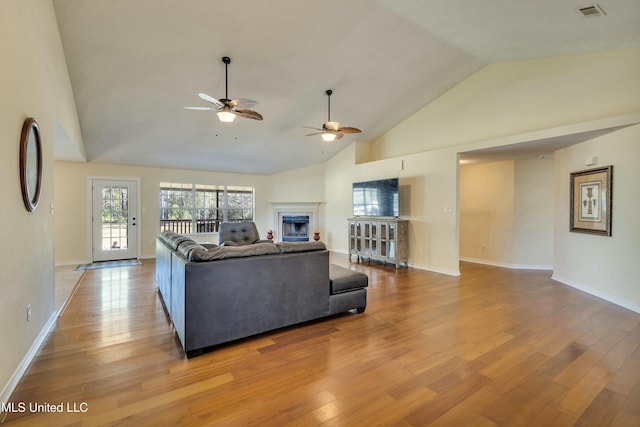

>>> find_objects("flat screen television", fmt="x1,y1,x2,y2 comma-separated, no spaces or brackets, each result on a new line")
352,178,399,217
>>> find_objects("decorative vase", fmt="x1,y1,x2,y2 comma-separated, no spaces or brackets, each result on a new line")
267,230,273,240
313,232,320,241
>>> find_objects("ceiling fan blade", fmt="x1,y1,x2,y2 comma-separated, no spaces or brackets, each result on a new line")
305,132,325,137
302,126,324,131
303,90,358,138
198,93,224,108
229,98,258,109
233,109,263,120
337,126,361,134
184,106,214,110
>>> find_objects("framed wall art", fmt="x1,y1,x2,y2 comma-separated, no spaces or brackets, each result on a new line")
569,165,613,236
19,117,43,212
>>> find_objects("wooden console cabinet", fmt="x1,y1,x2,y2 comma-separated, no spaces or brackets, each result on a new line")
348,218,408,268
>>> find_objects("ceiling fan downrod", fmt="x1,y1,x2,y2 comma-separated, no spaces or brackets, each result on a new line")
222,56,231,100
326,89,332,122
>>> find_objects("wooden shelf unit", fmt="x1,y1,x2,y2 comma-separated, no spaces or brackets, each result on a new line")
348,218,408,268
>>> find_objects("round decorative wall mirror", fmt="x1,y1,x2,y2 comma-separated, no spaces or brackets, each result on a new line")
19,117,42,212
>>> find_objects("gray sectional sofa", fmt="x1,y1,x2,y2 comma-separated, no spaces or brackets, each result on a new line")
156,228,368,357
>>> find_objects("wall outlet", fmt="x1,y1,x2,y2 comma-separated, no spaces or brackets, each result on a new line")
27,304,31,321
481,244,486,252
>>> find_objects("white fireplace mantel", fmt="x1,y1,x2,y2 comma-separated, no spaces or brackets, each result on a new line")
270,202,321,242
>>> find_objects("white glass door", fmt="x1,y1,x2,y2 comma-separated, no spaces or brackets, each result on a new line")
92,179,138,262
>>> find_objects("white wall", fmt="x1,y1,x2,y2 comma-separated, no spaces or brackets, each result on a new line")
0,0,83,403
553,125,640,312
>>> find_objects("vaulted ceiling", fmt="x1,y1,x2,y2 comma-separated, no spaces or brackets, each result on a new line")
52,0,640,174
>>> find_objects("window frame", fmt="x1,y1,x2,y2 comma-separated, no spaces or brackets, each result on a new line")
159,183,254,234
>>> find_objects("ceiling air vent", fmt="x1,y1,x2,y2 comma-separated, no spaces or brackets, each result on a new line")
578,4,606,17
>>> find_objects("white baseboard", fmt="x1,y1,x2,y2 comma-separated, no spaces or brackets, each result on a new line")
460,257,553,271
409,263,461,276
56,255,154,267
459,259,640,313
330,249,349,255
1,312,58,409
330,250,460,276
55,260,90,267
552,274,640,314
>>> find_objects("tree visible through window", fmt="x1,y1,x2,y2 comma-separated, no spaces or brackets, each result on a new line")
159,183,254,233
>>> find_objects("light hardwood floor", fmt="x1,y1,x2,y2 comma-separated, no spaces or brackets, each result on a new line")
54,265,85,314
3,254,639,426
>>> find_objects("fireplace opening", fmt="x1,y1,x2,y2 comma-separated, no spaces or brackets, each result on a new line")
282,215,310,242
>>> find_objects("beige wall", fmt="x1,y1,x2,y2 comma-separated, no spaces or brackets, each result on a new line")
4,4,640,402
459,159,554,268
553,125,640,312
363,47,640,161
460,161,515,264
265,163,326,239
267,163,325,204
512,159,554,267
0,0,82,402
324,144,461,275
53,161,284,264
322,47,639,304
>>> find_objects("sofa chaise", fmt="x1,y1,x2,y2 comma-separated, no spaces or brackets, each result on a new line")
156,226,368,357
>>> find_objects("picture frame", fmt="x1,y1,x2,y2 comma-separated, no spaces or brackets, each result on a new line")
19,117,43,212
569,165,613,236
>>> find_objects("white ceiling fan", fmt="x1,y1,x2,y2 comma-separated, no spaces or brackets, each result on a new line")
185,56,263,122
304,89,361,142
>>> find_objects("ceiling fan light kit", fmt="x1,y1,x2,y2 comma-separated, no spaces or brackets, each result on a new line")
217,110,236,123
304,89,362,143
